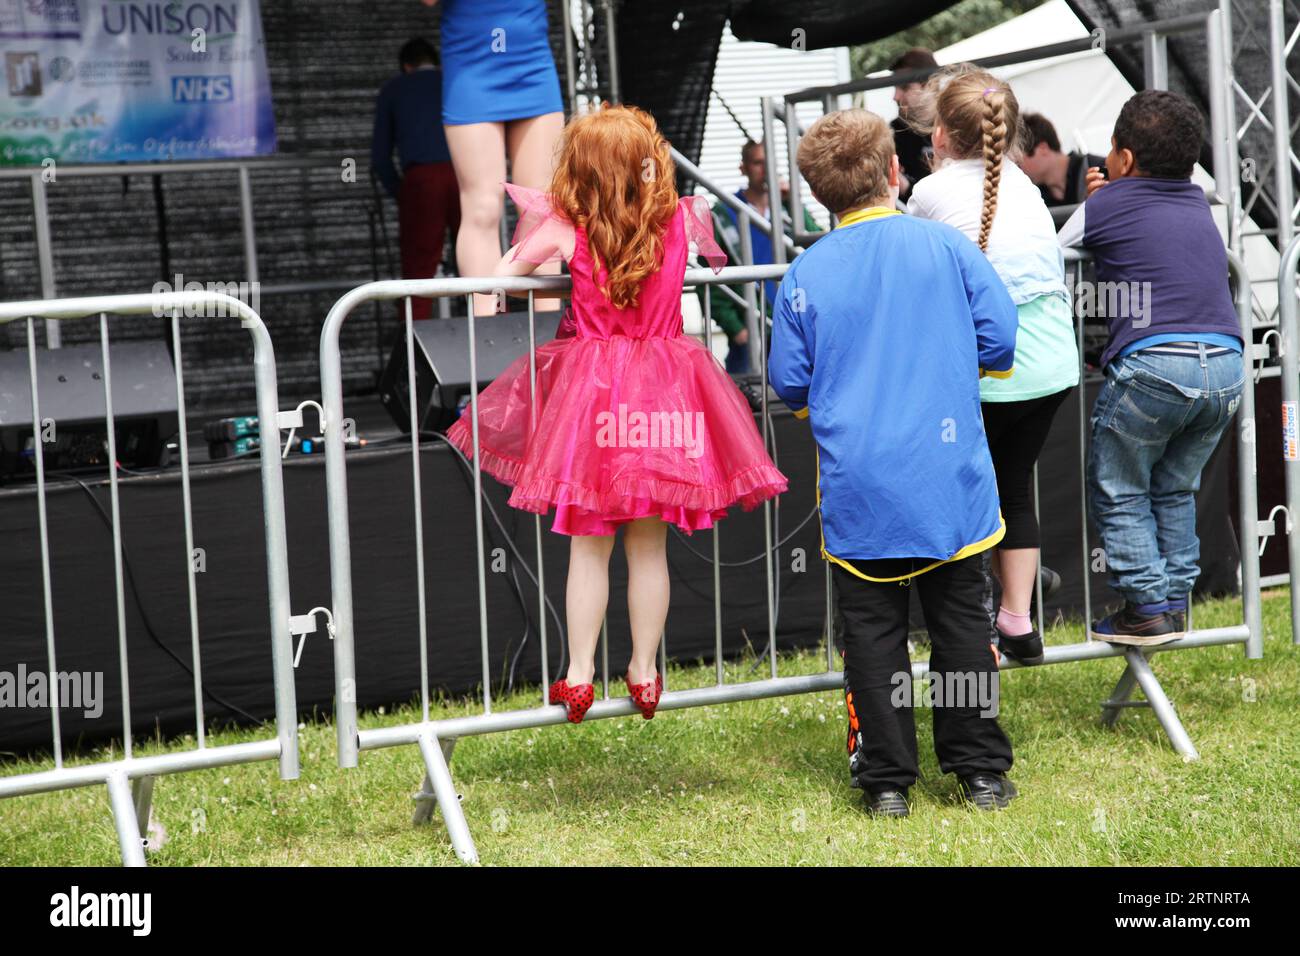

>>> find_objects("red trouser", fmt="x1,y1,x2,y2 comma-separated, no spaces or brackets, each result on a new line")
398,161,460,320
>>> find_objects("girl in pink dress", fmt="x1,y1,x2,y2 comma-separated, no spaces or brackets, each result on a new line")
445,105,788,723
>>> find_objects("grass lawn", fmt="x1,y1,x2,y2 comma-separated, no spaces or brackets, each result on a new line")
3,590,1298,866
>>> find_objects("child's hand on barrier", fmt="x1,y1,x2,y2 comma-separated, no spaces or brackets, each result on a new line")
1085,166,1108,197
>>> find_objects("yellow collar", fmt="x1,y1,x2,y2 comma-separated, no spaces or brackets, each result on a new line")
835,205,902,230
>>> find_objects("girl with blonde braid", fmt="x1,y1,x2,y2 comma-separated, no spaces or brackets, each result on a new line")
906,66,1079,666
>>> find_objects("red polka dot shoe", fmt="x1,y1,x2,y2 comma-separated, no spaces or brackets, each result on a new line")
625,672,663,720
548,679,595,724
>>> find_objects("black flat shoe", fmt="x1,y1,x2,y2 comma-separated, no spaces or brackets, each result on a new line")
863,788,910,818
958,772,1018,811
997,627,1044,666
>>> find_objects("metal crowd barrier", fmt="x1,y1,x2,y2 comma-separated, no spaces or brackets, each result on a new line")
319,256,1262,864
0,292,299,866
1275,234,1300,644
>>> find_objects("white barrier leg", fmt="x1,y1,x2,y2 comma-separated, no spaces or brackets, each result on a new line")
418,732,477,864
1125,649,1200,760
107,772,146,867
132,774,155,843
412,737,457,825
1100,664,1140,727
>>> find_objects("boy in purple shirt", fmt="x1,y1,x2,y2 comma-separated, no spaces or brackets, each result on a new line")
1059,90,1245,644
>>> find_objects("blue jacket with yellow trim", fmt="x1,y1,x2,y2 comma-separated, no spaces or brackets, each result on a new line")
768,209,1018,563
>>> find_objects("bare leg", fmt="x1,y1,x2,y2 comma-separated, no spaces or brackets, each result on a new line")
997,547,1040,617
505,112,564,284
565,532,616,685
505,112,563,193
445,121,507,316
623,516,669,684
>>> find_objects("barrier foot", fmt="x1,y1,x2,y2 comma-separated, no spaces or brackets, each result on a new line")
133,774,167,852
131,775,154,832
417,732,478,864
412,737,457,826
1124,649,1200,761
1100,664,1140,727
107,772,146,867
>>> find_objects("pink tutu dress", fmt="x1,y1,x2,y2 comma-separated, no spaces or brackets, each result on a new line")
444,183,788,536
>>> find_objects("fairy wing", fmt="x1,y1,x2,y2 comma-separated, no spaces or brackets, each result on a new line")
681,194,728,273
502,182,576,266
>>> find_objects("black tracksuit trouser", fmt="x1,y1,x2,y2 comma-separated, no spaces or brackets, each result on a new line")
835,551,1014,793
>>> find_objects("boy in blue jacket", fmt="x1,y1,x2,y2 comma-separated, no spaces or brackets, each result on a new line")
769,109,1020,816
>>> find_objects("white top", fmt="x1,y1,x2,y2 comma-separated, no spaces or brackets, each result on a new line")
907,157,1067,305
908,156,1078,401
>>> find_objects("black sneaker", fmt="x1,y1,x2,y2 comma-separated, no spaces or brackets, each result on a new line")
997,627,1044,666
863,788,910,818
1090,601,1178,646
958,772,1018,811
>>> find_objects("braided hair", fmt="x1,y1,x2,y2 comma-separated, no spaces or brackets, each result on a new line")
915,66,1021,255
977,87,1010,252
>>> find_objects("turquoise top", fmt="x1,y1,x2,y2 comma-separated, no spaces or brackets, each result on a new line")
980,294,1080,402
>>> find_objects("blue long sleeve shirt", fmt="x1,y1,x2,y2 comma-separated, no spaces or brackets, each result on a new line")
371,67,453,199
768,207,1019,575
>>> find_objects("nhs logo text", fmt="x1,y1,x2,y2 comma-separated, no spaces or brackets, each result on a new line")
172,75,232,102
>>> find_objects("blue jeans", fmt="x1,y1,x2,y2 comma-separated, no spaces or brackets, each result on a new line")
1087,345,1244,605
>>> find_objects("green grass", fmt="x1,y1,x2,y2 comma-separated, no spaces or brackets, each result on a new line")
3,591,1298,866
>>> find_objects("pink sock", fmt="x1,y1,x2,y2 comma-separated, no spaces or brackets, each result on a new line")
997,606,1033,636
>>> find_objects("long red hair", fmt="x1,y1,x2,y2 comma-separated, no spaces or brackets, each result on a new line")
549,104,679,310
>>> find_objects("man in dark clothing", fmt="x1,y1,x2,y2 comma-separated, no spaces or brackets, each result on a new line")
1019,112,1106,208
372,38,460,320
889,47,938,203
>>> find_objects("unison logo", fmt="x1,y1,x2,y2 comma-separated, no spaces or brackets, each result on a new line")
0,665,102,718
50,886,151,936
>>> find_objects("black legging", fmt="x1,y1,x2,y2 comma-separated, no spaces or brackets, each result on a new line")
980,388,1072,550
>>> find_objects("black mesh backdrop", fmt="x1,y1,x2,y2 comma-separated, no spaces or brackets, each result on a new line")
612,1,730,192
1066,0,1298,247
730,0,958,48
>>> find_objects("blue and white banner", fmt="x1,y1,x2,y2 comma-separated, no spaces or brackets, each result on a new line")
0,0,276,165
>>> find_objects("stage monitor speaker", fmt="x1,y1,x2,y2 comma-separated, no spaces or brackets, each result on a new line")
379,310,562,433
0,340,179,480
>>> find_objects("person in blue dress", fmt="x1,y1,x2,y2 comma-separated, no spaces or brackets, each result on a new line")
421,0,565,316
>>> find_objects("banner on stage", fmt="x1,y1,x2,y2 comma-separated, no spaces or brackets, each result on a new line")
0,0,276,165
